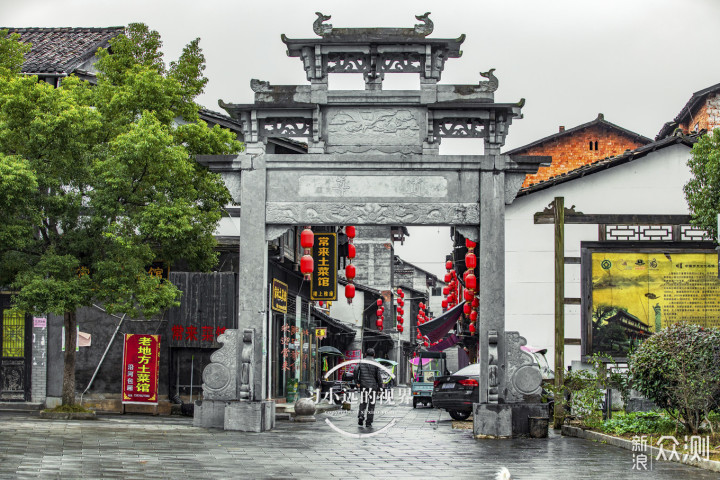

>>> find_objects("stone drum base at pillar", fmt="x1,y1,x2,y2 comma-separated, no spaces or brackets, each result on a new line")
193,400,230,429
224,401,276,432
473,403,549,438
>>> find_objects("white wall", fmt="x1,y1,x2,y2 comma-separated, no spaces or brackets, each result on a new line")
505,143,694,370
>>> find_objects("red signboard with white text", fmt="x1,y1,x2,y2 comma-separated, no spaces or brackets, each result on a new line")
121,334,160,404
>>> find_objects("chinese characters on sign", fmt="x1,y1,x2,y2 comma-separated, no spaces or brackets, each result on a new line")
271,279,288,314
311,233,337,301
631,435,710,470
171,325,226,343
281,324,299,372
122,334,160,404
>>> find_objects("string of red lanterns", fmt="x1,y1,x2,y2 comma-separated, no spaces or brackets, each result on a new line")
344,226,356,304
300,226,314,280
396,288,404,333
376,298,384,331
465,238,478,335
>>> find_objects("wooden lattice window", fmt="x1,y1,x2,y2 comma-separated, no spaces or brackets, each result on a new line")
2,310,24,357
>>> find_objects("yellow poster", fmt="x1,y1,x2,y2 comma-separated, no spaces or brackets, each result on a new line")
591,252,720,355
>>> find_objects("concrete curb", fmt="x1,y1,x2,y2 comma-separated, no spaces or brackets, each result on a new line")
562,425,720,473
39,411,97,420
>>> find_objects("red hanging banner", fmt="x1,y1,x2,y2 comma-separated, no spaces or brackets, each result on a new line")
121,334,160,405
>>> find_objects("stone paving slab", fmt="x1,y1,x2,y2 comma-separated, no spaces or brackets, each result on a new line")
0,400,717,479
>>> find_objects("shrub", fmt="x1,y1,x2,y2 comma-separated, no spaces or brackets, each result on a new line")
630,323,720,433
601,411,677,436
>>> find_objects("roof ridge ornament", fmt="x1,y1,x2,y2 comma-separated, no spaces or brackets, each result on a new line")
250,79,271,93
313,12,333,36
414,12,434,36
478,68,499,92
312,11,434,38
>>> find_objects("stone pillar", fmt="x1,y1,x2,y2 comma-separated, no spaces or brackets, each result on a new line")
237,154,268,402
478,167,506,404
31,318,48,404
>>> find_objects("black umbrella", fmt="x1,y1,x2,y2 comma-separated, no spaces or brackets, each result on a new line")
318,346,345,356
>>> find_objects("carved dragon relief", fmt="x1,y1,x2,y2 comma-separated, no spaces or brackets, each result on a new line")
266,202,480,225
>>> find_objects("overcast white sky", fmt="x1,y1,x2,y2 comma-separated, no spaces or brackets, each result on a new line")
3,0,719,276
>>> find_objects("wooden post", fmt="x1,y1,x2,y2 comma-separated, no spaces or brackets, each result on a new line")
553,196,565,429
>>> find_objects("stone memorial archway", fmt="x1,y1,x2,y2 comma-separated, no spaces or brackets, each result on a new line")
194,13,549,436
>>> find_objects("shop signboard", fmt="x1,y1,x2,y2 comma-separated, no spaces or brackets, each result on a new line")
588,250,720,357
311,233,337,301
272,279,288,314
121,334,160,405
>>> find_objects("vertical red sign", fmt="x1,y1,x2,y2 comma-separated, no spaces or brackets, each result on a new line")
121,334,160,404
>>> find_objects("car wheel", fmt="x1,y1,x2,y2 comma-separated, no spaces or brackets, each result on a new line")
448,410,471,421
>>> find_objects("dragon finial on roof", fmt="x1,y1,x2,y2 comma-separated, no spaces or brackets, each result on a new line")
313,12,333,36
414,12,434,36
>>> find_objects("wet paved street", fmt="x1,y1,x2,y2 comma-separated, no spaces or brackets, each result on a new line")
0,396,717,479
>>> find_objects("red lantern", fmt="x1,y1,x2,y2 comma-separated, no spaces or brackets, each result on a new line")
348,243,356,259
346,226,356,239
376,299,383,307
345,264,356,279
419,302,425,310
379,325,384,331
472,297,479,308
445,260,453,270
300,254,313,280
397,324,404,333
441,299,448,309
444,273,452,283
398,299,404,307
376,309,383,317
442,286,450,295
469,323,476,334
416,332,422,340
376,319,383,328
300,227,314,250
464,289,474,302
465,252,477,269
463,303,471,315
466,273,477,290
465,239,477,249
470,310,478,322
318,301,324,308
397,288,404,298
397,307,404,316
423,341,429,347
345,283,356,302
397,316,404,324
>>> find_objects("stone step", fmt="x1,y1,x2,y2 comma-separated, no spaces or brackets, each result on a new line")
0,402,44,412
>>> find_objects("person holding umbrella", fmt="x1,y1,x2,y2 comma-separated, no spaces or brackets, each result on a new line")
353,347,383,427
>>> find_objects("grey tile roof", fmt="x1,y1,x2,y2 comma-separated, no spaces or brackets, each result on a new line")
656,82,720,140
3,27,125,75
517,133,698,197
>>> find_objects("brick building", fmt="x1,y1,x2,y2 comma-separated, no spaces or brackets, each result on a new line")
506,113,651,188
656,82,720,140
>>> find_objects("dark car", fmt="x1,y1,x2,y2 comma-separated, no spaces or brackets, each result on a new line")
431,363,480,421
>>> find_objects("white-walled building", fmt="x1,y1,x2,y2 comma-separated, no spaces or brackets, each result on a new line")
505,134,707,370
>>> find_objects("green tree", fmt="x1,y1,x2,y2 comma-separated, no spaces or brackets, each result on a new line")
0,25,242,406
684,128,720,239
630,323,720,434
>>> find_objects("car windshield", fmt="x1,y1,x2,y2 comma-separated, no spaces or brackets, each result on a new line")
453,363,480,377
